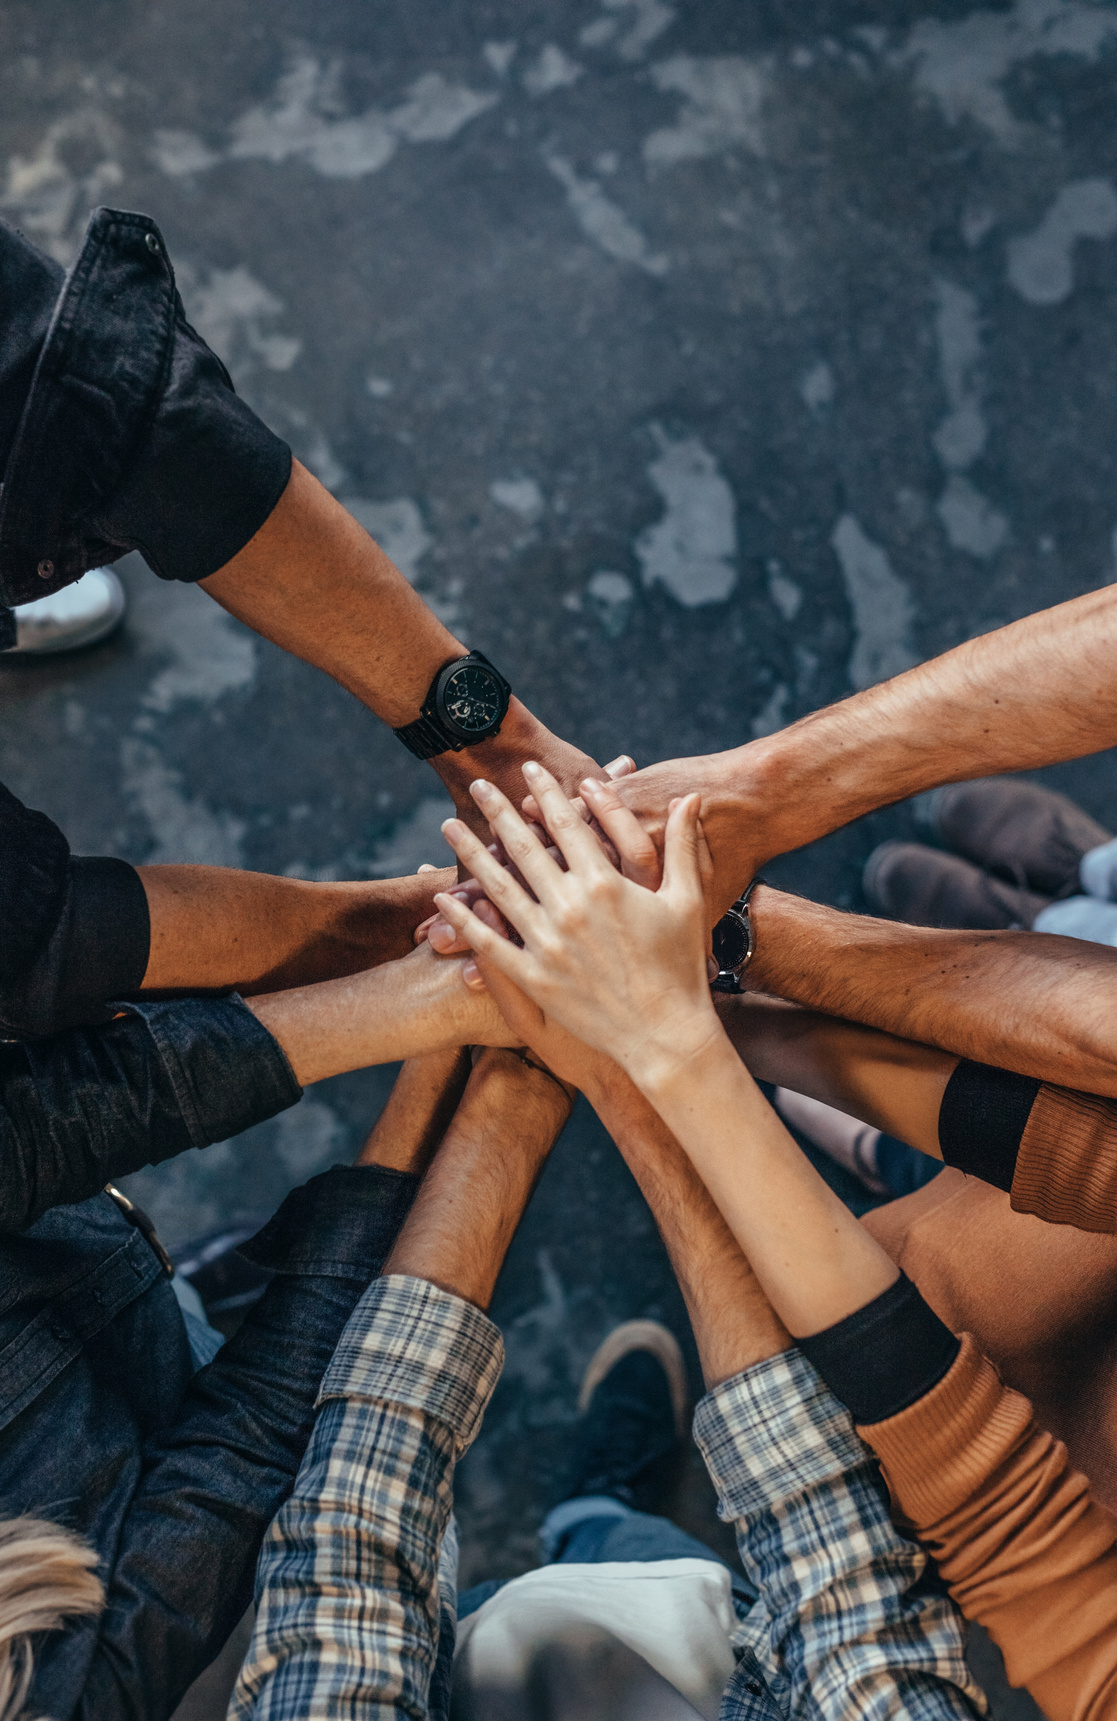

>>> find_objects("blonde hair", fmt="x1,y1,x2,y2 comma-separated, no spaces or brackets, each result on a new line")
0,1517,103,1721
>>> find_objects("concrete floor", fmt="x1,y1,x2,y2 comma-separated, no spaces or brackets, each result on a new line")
5,1,1117,1714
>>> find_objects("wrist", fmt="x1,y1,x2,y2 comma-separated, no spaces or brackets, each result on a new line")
623,1009,728,1105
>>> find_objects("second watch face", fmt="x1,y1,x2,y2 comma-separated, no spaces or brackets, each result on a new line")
441,663,504,737
712,909,749,975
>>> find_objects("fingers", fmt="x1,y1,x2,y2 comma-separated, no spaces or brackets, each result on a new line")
579,777,661,889
661,793,706,906
439,815,544,941
519,763,614,876
432,888,529,987
467,775,582,908
521,752,635,824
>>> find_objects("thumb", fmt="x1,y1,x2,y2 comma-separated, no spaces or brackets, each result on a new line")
660,793,704,906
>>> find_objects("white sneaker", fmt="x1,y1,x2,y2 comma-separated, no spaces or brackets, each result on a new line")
10,567,125,655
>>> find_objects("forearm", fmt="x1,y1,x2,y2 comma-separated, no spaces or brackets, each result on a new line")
384,1051,572,1308
246,944,516,1087
746,885,1117,1094
716,991,952,1157
637,1035,899,1338
584,1067,790,1386
140,864,452,993
201,462,601,826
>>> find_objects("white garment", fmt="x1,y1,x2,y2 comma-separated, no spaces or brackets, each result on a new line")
1033,895,1117,946
454,1557,737,1721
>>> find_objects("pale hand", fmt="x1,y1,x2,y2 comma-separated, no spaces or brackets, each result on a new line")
433,764,723,1090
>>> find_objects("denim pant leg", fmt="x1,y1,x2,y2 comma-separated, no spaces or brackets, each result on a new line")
541,1496,756,1610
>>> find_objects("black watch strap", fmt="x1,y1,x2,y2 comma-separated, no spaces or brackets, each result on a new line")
394,710,461,761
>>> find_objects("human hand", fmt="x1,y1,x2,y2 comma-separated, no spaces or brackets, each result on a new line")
433,764,724,1091
431,701,603,853
526,747,768,924
419,754,644,954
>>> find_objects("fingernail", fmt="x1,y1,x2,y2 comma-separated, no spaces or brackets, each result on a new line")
471,779,493,801
521,760,540,779
605,755,632,774
463,960,484,988
440,818,460,836
580,777,601,795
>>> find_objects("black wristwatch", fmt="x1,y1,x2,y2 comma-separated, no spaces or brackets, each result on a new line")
710,881,759,994
394,651,512,760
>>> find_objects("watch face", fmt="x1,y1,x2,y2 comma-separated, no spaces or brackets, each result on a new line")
712,909,749,974
440,662,505,738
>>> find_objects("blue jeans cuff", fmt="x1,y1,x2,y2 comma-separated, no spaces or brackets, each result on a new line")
539,1494,634,1560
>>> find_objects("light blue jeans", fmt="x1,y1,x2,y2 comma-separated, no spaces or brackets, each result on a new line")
1033,834,1117,945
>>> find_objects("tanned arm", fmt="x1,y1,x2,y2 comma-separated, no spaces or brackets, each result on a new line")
610,584,1117,913
743,885,1117,1096
139,865,454,994
200,460,602,836
245,944,516,1088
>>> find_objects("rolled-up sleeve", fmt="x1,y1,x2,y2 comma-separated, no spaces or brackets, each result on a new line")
0,993,300,1231
693,1348,985,1720
89,304,291,583
232,1274,503,1721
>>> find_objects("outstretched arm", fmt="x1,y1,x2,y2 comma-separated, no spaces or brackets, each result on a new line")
743,884,1117,1095
611,583,1117,913
201,459,602,834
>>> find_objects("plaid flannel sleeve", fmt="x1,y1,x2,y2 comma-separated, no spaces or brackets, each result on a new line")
229,1273,504,1721
693,1347,987,1721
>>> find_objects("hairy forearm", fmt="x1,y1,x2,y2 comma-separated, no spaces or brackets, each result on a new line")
746,886,1117,1095
715,992,952,1157
617,584,1117,904
140,865,453,993
384,1052,572,1308
246,944,515,1086
201,461,601,831
586,1068,790,1385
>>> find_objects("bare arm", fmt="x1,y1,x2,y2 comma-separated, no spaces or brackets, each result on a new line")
139,865,454,994
383,1048,572,1309
744,885,1117,1095
716,992,952,1159
200,460,602,834
614,584,1117,912
245,944,516,1087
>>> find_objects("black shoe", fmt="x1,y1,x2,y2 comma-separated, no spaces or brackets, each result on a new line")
559,1320,688,1510
928,778,1110,898
863,840,1049,929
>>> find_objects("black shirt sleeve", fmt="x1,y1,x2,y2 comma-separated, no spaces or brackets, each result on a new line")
88,301,292,583
0,994,300,1231
797,1273,961,1425
937,1058,1042,1192
0,779,151,1039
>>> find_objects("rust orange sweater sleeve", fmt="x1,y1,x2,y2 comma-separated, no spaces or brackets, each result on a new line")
1011,1084,1117,1233
859,1334,1117,1721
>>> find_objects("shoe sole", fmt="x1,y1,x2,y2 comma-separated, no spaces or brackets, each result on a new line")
577,1319,688,1439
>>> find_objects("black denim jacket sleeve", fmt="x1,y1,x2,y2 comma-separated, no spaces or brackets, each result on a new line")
0,208,290,637
0,993,301,1233
33,1166,420,1721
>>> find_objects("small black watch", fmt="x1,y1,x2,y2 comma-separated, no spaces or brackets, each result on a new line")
394,651,512,760
710,881,760,994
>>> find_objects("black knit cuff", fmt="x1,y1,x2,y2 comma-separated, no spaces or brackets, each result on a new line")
240,1165,420,1280
938,1059,1041,1192
797,1274,961,1424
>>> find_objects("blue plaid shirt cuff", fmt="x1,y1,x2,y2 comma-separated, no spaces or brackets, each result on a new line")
694,1346,872,1516
317,1273,504,1451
